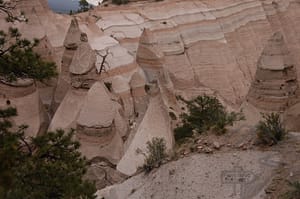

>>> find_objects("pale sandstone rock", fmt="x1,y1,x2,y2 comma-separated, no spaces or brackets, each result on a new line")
89,36,119,51
111,76,134,118
129,71,146,90
111,76,130,94
98,151,281,199
96,45,135,72
78,128,124,164
69,41,96,75
136,29,164,69
75,82,126,163
64,19,81,49
247,32,299,111
48,89,87,131
117,94,174,176
129,70,148,116
77,0,300,106
85,160,126,190
284,102,300,131
77,82,115,128
0,84,46,137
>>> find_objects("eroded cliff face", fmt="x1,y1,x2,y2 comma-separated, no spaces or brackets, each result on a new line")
3,0,300,177
247,32,300,111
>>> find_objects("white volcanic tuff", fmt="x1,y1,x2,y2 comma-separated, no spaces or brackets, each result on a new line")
69,42,96,75
138,1,208,21
157,32,184,56
96,45,135,72
247,32,299,111
96,13,144,39
99,151,281,199
97,13,144,30
164,54,196,89
89,36,119,51
46,14,71,48
111,76,135,118
77,82,116,128
136,29,164,69
117,95,174,176
48,89,87,131
129,71,146,89
64,19,81,47
0,90,46,137
14,0,71,47
111,76,131,94
94,0,270,43
87,0,297,106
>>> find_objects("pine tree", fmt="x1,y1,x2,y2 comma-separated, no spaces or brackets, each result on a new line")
0,28,57,82
0,108,96,199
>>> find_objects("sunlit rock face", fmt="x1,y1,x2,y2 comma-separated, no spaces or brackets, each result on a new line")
117,94,173,176
50,82,127,163
247,32,299,111
76,82,126,163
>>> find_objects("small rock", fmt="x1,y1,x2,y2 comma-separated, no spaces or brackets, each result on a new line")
238,142,245,148
213,141,221,150
204,147,213,154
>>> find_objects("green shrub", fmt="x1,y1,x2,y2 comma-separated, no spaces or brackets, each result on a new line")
141,137,167,173
256,113,286,145
174,123,193,142
0,28,57,82
175,95,244,137
282,181,300,199
169,111,177,120
78,0,91,12
112,0,129,5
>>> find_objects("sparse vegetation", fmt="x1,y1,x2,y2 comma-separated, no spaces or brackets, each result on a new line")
169,111,177,120
256,113,286,146
139,137,168,173
0,108,97,198
112,0,129,5
174,123,193,142
78,0,91,12
174,95,244,142
0,28,57,82
281,181,300,199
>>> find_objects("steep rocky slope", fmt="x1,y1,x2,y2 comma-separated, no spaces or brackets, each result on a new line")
2,0,300,196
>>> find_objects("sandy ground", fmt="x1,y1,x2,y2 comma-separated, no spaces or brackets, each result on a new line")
97,150,282,199
95,130,300,199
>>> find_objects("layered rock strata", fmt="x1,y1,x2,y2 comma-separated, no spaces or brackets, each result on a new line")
247,32,299,111
0,80,47,137
7,0,300,176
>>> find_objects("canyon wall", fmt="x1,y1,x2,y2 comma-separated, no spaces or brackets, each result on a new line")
2,0,300,175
